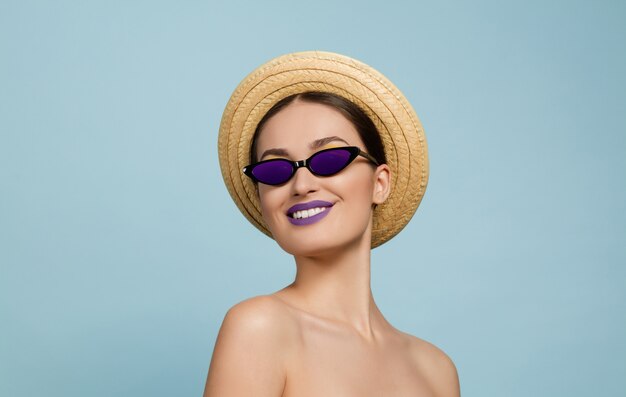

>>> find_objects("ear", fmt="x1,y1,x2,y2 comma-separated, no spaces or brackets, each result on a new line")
372,164,391,205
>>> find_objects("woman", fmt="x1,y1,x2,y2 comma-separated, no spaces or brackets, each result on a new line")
204,52,460,397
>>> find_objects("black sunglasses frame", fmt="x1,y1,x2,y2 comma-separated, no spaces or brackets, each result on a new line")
243,146,380,186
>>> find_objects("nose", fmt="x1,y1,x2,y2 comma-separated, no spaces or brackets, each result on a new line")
290,166,319,196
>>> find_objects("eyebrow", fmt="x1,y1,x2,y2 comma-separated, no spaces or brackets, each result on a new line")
259,136,351,160
311,136,350,149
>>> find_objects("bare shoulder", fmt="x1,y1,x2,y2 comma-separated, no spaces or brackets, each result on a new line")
405,334,460,397
223,294,297,334
215,294,299,356
204,295,298,397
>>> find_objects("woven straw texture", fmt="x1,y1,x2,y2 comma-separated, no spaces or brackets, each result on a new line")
218,51,428,248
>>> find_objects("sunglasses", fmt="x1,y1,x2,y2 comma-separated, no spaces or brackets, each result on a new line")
243,146,380,186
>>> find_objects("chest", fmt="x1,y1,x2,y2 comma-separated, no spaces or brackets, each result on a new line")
281,326,437,397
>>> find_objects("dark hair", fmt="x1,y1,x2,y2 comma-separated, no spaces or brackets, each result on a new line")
250,91,387,165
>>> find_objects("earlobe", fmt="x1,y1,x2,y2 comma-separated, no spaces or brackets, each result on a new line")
372,164,391,205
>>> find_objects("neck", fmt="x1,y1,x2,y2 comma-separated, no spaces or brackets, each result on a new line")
276,231,389,341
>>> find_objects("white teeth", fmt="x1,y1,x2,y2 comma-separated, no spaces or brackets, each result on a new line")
291,207,327,219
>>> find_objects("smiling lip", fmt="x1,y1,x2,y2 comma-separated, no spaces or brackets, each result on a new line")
287,200,333,215
287,200,333,226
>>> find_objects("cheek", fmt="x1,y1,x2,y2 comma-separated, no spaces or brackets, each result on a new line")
338,169,375,204
257,186,286,227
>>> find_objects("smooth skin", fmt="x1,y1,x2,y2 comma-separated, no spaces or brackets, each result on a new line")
204,100,460,397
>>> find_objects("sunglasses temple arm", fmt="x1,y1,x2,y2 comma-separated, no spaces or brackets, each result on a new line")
359,150,380,166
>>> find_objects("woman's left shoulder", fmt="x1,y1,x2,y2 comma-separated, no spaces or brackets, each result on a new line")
404,333,460,397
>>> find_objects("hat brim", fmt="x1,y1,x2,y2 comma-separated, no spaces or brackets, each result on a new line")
218,51,428,248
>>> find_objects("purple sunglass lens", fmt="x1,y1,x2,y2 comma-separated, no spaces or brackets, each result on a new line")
309,149,352,175
252,160,294,184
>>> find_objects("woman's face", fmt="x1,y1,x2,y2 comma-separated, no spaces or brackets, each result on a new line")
254,100,390,256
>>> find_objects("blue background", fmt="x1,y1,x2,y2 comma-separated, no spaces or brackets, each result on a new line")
1,1,625,396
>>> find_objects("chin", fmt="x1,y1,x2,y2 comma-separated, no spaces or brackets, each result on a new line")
273,227,369,258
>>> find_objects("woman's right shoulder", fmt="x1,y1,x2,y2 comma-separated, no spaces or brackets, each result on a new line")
220,294,299,340
205,295,297,396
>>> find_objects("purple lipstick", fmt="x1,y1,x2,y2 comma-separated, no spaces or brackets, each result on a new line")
287,200,333,226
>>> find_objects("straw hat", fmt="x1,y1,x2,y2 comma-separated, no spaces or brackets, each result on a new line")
218,51,428,248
